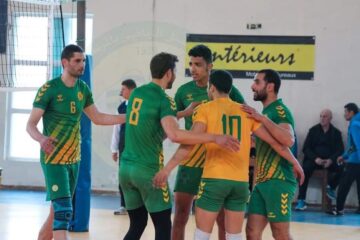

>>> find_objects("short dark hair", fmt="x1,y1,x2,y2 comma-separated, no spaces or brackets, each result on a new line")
209,70,233,94
121,79,137,89
61,44,84,60
150,52,178,79
344,102,359,114
258,69,281,94
188,44,212,64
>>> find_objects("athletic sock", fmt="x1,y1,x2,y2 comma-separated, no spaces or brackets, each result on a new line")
226,232,242,240
194,228,211,240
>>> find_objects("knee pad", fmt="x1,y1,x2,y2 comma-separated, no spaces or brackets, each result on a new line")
52,197,73,230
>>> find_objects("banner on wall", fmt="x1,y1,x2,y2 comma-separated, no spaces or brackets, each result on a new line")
185,34,315,80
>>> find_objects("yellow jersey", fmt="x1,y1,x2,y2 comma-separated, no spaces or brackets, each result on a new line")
193,98,261,181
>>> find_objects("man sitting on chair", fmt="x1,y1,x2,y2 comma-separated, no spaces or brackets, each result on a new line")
295,109,344,210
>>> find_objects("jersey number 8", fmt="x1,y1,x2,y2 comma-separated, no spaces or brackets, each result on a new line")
129,98,143,126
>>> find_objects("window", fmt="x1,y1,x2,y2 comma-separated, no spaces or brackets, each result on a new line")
6,14,93,162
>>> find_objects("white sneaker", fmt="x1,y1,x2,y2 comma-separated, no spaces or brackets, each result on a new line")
114,207,127,215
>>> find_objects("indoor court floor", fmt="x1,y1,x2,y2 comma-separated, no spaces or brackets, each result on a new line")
0,189,359,240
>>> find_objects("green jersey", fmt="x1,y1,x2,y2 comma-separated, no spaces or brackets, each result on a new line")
175,80,245,130
33,77,94,164
255,99,296,184
121,82,177,170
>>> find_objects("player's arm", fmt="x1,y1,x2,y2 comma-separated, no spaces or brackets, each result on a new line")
351,122,360,161
110,124,120,162
242,105,294,147
253,125,304,185
229,85,246,104
26,108,57,155
83,104,125,125
153,122,206,188
329,129,344,163
176,102,201,119
160,116,239,149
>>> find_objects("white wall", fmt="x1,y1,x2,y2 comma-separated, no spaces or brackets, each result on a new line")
1,0,360,205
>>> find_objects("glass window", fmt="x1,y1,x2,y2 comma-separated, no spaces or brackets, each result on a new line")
68,18,93,54
15,17,48,61
7,14,93,162
9,113,43,159
15,66,47,88
11,91,37,110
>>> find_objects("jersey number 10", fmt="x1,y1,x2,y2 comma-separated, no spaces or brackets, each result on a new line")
222,114,241,141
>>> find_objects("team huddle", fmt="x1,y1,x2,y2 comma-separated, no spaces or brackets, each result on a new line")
27,44,304,240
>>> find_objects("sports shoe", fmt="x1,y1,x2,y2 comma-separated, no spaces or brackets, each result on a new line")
295,200,307,211
114,207,127,215
326,185,336,200
327,208,344,216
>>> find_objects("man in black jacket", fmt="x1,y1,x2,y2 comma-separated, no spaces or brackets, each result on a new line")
295,109,344,210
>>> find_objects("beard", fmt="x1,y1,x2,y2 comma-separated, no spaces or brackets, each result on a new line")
166,79,174,89
70,69,84,78
253,89,267,101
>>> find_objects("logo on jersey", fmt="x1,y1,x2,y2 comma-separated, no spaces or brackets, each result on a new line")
57,94,64,102
281,193,289,215
159,152,164,166
186,94,193,101
41,83,50,92
276,105,286,119
35,83,50,102
196,181,206,200
78,92,84,101
52,184,59,192
268,212,276,218
166,95,177,111
161,186,170,203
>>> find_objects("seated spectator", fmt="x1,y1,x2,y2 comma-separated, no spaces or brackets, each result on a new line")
296,109,344,210
329,103,360,216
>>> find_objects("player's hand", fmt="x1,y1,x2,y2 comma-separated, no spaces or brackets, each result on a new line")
215,135,240,152
314,157,323,166
337,156,345,165
323,159,332,168
112,153,118,162
184,102,201,117
241,104,264,122
293,163,305,185
152,169,169,188
40,136,58,155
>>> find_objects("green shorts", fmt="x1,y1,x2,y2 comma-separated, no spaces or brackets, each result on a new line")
174,165,203,195
41,161,80,201
196,178,249,212
119,163,172,213
248,179,296,222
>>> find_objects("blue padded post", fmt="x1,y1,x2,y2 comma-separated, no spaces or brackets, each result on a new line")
69,55,92,232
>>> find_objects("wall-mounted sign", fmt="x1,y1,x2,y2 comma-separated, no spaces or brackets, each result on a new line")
186,34,315,80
